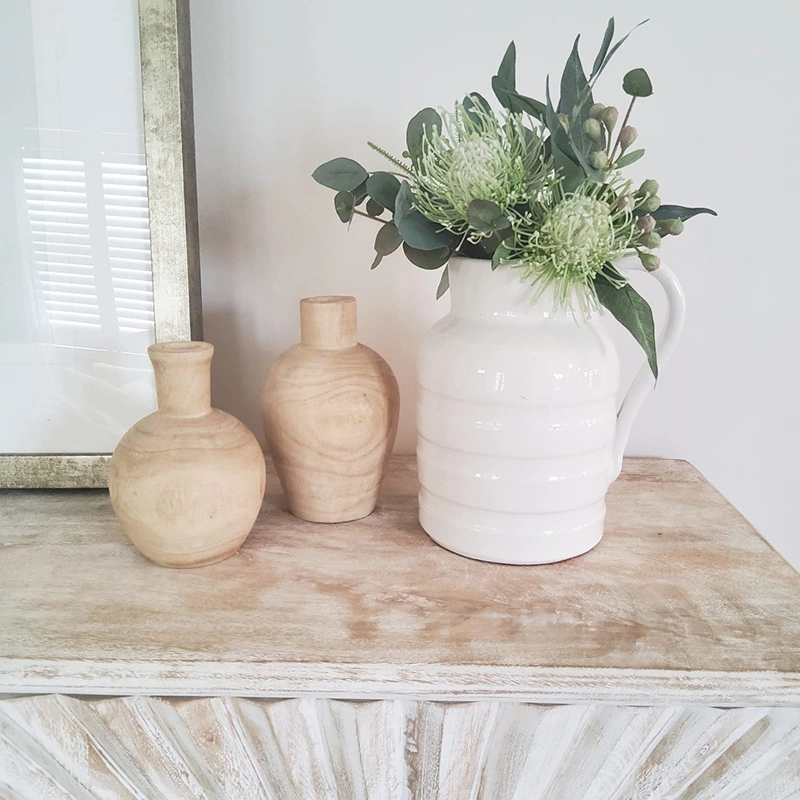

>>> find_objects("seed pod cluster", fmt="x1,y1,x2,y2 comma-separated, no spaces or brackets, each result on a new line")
640,194,661,213
638,231,662,249
618,125,638,151
583,118,603,144
639,252,661,271
659,218,685,236
589,150,608,170
589,103,606,120
603,106,619,132
637,179,659,197
636,214,656,233
617,194,634,212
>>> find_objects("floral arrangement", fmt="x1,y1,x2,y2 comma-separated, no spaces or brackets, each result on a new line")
312,19,715,377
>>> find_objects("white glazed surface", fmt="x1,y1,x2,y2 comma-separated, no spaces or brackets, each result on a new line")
417,256,683,565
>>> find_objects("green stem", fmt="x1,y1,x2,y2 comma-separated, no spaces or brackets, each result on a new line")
367,141,413,175
353,209,386,224
609,96,636,163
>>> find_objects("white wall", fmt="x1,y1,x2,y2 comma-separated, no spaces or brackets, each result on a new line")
189,0,800,569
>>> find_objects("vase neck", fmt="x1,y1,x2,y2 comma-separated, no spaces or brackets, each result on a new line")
447,256,585,324
300,295,358,349
148,341,213,418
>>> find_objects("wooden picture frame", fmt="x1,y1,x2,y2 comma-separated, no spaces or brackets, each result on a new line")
0,0,201,488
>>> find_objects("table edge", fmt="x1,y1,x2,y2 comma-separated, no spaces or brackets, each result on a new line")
1,659,798,707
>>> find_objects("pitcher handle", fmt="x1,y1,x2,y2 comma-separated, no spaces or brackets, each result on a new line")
610,256,686,482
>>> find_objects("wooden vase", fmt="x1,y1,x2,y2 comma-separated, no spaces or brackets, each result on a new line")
109,342,266,567
261,296,399,523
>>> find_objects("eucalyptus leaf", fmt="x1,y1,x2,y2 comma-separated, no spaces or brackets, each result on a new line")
558,35,593,118
495,42,517,90
595,20,649,78
650,204,718,221
366,199,384,217
623,68,654,97
511,91,547,119
394,181,414,222
553,141,584,193
522,126,539,155
491,77,511,109
559,35,597,167
614,148,645,168
595,271,658,379
591,18,615,78
333,191,354,223
542,134,553,161
366,172,401,211
492,80,546,120
371,222,403,269
436,265,450,299
604,263,626,282
492,45,546,119
403,243,451,270
568,125,604,182
406,108,442,163
491,240,512,270
394,182,456,250
374,221,403,256
352,180,368,205
545,77,578,167
481,227,513,256
467,199,508,233
463,93,492,127
397,212,455,250
312,158,369,192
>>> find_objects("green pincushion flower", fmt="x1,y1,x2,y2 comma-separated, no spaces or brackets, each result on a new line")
502,180,637,311
411,100,550,242
442,135,521,211
533,195,616,274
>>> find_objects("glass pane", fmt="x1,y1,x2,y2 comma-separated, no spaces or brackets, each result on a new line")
0,0,157,453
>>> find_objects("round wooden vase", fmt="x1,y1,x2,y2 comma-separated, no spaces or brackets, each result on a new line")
109,342,266,568
261,296,399,523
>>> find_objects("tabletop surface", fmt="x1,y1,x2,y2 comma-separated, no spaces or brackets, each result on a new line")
1,456,798,705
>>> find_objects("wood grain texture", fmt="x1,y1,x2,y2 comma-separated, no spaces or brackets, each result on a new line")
109,343,266,568
0,696,798,799
261,296,400,523
0,457,799,704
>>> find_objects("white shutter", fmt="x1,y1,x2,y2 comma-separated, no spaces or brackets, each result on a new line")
102,156,154,334
23,152,155,338
24,157,100,329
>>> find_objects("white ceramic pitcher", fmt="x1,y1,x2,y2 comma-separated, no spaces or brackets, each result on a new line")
417,255,686,564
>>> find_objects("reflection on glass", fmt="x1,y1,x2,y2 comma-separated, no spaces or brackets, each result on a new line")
24,148,155,338
0,0,157,454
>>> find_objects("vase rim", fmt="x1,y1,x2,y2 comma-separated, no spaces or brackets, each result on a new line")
448,255,523,275
449,254,499,265
148,341,213,362
302,295,356,305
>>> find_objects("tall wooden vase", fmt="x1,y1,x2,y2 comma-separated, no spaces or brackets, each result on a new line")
109,342,266,567
261,296,399,523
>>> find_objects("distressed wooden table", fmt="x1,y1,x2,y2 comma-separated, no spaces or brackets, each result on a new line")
0,456,798,798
